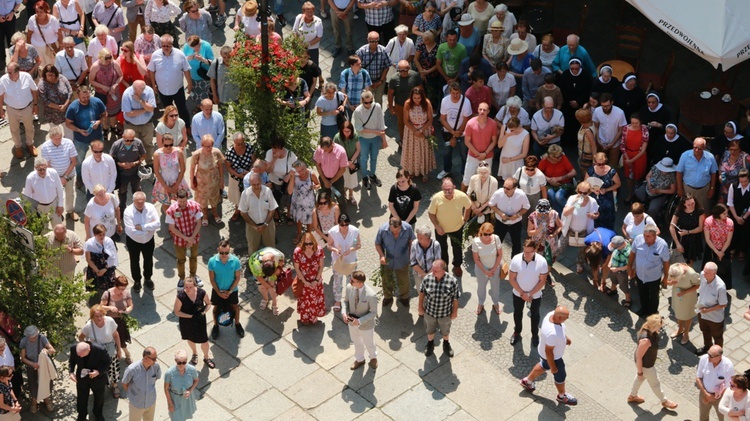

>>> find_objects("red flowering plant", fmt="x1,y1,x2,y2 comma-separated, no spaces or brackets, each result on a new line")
228,32,316,163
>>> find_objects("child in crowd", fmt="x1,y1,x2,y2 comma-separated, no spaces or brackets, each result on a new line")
244,159,270,189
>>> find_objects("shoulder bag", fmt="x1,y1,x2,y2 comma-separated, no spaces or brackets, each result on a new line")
35,18,59,53
336,91,348,128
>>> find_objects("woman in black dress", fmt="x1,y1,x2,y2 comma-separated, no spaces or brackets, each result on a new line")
669,193,704,266
388,169,422,225
173,278,215,369
650,124,692,168
640,92,671,165
558,58,591,145
591,65,619,96
614,73,645,120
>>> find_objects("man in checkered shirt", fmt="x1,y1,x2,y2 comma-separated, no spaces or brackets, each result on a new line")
418,259,460,358
166,188,203,285
357,0,396,46
356,32,392,108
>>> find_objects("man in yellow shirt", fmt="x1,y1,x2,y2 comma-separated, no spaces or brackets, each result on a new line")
428,177,471,277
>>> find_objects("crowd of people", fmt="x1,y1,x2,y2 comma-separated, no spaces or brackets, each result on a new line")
1,0,750,419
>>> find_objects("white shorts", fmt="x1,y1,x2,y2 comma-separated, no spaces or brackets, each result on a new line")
462,155,484,186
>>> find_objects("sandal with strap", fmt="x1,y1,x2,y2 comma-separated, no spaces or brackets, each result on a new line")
272,306,279,316
190,354,199,365
259,299,268,310
204,358,216,369
622,300,632,309
111,386,120,399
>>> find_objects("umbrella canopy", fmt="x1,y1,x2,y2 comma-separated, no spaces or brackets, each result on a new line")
627,0,750,70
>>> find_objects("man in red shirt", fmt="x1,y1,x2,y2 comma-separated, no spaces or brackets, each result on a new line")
314,136,350,215
166,189,203,286
462,102,497,191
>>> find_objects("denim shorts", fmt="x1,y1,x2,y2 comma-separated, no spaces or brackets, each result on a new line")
540,357,566,384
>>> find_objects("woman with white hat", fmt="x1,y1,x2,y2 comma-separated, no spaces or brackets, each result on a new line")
634,157,677,218
457,13,480,54
482,19,508,68
505,36,530,84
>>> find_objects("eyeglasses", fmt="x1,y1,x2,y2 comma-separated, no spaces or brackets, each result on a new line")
578,190,590,194
176,361,187,365
93,150,103,154
146,356,157,362
339,222,349,227
123,139,134,143
707,353,720,358
219,251,230,255
363,100,373,104
163,143,173,147
104,55,112,60
503,187,513,191
481,233,492,237
303,242,313,246
162,44,173,48
524,167,534,171
169,114,178,117
478,162,489,167
36,167,47,172
368,40,379,43
121,48,130,53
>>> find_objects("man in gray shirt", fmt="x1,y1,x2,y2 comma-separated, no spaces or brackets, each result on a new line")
122,346,162,421
110,129,146,217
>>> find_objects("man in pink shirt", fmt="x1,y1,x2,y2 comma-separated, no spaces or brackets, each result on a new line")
314,136,350,215
462,102,498,191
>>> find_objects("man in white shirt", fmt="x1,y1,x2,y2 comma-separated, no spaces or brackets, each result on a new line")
239,172,278,257
508,239,547,347
40,126,79,221
123,191,160,292
0,62,39,160
592,92,627,168
695,345,733,420
147,34,192,130
520,305,578,406
695,262,728,357
489,177,529,256
55,37,89,91
530,96,564,157
24,157,65,227
439,82,473,179
81,140,117,200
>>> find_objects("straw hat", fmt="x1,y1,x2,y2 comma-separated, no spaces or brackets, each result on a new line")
243,0,258,16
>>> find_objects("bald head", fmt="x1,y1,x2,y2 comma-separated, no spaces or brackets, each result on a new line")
552,305,570,323
53,224,67,240
76,341,91,356
133,80,146,94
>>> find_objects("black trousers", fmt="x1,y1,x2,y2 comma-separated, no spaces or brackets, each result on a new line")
494,220,522,257
158,87,191,129
366,20,395,47
636,276,661,317
117,172,142,217
76,375,106,421
0,17,15,68
126,235,154,283
436,228,463,267
513,294,541,337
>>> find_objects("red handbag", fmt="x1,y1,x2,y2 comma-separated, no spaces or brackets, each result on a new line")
275,268,294,295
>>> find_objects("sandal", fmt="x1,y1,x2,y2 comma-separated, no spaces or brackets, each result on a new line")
669,330,683,339
350,196,357,206
259,299,268,310
202,219,208,227
214,215,222,224
204,358,216,369
476,305,484,315
332,302,341,312
190,354,199,365
272,306,279,316
111,386,120,399
622,300,632,308
493,304,501,315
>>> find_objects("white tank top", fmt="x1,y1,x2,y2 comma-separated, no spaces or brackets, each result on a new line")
55,0,81,31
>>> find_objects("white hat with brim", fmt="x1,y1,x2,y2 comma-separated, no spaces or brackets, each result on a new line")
458,13,475,26
507,38,528,55
655,157,676,173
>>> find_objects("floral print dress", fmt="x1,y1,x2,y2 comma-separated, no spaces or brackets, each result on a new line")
294,246,326,324
719,150,749,202
290,173,316,224
528,210,561,262
401,104,435,177
588,166,617,229
152,148,191,205
192,148,223,208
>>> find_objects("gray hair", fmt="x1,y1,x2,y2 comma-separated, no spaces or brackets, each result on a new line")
48,126,63,138
415,225,433,238
494,3,508,13
567,34,580,44
703,261,718,272
231,132,245,142
160,34,173,44
174,349,188,361
94,25,109,36
34,157,48,168
643,224,658,234
220,45,232,55
62,36,75,45
324,82,338,93
395,24,409,34
133,191,147,200
505,95,522,109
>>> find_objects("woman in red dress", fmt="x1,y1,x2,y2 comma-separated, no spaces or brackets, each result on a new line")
293,232,326,324
118,40,148,94
621,112,649,203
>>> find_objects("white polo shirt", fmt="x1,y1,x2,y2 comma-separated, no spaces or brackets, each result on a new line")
238,185,278,226
509,252,547,299
696,354,734,393
55,49,88,82
531,108,564,145
0,72,37,109
697,274,728,323
592,105,627,147
147,49,190,96
488,188,529,225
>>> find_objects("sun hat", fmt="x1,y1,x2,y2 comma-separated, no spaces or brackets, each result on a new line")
507,38,528,55
608,236,627,251
489,20,504,31
655,157,676,173
458,13,475,26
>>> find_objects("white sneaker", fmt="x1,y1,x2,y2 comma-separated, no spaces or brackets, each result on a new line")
353,13,358,19
320,10,328,18
194,276,204,288
436,170,449,179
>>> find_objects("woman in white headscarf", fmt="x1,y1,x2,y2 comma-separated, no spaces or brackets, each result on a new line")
591,64,619,96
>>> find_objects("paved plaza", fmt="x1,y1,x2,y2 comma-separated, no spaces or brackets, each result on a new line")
0,1,748,420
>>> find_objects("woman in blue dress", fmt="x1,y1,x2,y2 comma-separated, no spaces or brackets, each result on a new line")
164,349,200,420
585,152,621,230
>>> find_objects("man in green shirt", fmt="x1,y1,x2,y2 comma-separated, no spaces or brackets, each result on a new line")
436,29,467,84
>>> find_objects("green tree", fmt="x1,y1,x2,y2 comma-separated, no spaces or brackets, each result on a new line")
227,33,317,164
0,201,89,348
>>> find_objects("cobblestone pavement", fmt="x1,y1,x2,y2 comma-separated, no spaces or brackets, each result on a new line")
0,1,748,420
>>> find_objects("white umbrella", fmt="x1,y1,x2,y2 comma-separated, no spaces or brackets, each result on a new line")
627,0,750,70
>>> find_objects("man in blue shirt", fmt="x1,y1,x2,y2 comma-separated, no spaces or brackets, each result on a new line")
338,55,372,115
66,87,107,181
551,35,597,78
121,346,162,420
191,98,225,150
375,216,415,308
628,224,670,318
676,137,718,215
121,80,156,166
208,240,243,339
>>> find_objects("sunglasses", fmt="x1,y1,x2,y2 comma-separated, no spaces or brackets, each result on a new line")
169,114,178,117
398,69,409,73
104,55,112,60
524,167,534,171
339,222,349,226
363,101,373,105
478,162,489,167
93,150,103,154
595,163,606,166
481,233,492,237
219,251,230,255
318,201,328,205
578,190,590,194
176,361,187,365
124,139,134,143
368,40,379,43
163,143,173,147
121,48,130,53
303,242,313,246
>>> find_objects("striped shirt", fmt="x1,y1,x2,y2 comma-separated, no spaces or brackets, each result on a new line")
356,44,392,82
40,138,77,178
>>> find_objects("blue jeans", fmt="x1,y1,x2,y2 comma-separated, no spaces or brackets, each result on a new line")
442,135,467,174
546,186,569,214
274,0,283,15
73,140,90,178
359,136,380,178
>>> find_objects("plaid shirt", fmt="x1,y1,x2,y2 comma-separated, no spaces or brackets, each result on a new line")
356,44,392,82
609,243,631,268
420,272,460,318
359,0,394,27
338,68,372,107
165,200,202,247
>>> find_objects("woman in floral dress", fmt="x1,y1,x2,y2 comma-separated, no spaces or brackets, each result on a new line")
414,30,441,113
287,161,319,244
527,199,562,265
190,134,225,226
37,65,73,128
401,87,435,182
152,134,190,213
719,140,749,203
293,233,326,325
586,152,621,230
89,48,123,136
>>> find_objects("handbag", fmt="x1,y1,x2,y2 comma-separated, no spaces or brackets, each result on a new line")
349,159,360,174
292,277,304,298
196,61,212,81
568,230,586,247
275,268,294,295
336,91,348,128
499,261,510,280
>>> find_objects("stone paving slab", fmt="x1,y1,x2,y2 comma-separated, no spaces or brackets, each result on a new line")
380,383,460,421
